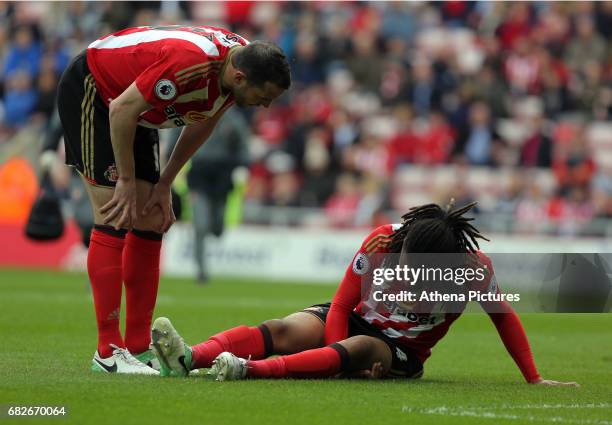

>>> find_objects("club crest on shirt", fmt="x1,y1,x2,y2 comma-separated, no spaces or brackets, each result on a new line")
353,252,370,275
104,164,118,183
155,79,177,100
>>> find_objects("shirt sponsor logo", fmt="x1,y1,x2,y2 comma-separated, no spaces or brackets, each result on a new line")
155,79,177,100
164,105,186,126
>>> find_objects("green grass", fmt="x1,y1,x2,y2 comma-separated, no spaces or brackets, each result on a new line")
0,268,610,425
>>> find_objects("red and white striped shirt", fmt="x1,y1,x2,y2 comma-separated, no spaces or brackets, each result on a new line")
86,25,249,129
325,224,496,361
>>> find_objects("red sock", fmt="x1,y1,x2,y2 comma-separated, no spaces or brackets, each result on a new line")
123,230,162,354
88,229,125,358
192,325,270,368
247,346,345,379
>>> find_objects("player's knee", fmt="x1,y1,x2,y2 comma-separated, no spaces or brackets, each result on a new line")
339,335,380,367
261,319,292,353
344,335,376,354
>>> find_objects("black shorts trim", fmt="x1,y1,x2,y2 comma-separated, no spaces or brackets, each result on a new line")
302,303,424,379
57,51,160,188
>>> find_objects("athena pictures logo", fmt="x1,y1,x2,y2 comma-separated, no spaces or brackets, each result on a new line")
154,79,177,100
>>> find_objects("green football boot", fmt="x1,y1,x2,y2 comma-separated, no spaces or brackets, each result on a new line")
150,317,193,377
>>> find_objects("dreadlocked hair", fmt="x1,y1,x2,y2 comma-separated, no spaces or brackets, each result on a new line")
387,200,490,255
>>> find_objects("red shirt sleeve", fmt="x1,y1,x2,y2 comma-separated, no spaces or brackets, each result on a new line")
487,301,541,383
134,46,202,110
475,255,540,383
324,258,363,345
324,225,394,345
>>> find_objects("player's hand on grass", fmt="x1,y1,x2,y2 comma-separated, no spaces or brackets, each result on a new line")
142,181,175,233
100,177,138,230
335,362,384,379
532,378,580,387
361,362,385,379
343,362,384,379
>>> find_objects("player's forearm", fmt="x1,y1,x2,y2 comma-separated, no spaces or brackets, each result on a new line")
159,130,208,186
488,302,541,383
109,103,138,180
158,115,220,186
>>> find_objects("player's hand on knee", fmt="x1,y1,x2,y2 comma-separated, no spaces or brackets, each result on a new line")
100,177,138,230
142,182,175,233
532,378,580,387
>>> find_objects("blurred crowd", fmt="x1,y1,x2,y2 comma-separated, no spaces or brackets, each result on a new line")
0,1,611,236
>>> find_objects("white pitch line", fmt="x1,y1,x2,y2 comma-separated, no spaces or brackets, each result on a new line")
402,404,612,425
482,403,611,411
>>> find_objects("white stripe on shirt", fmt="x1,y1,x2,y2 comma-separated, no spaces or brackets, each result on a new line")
89,29,219,56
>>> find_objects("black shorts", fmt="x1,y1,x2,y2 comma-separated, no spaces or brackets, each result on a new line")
303,303,424,379
57,51,160,188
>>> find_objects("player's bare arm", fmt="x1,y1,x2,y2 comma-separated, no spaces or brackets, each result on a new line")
99,82,151,230
483,299,580,387
142,109,226,233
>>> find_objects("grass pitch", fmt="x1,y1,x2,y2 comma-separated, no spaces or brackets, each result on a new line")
0,268,610,425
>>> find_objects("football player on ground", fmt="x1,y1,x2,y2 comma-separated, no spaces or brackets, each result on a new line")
151,202,578,386
57,25,290,374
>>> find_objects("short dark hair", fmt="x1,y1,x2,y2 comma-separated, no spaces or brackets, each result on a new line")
232,41,291,90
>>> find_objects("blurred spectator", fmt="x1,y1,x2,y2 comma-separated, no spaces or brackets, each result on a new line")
564,16,607,72
380,2,416,41
355,176,385,226
2,24,42,79
412,111,454,164
470,64,507,118
291,33,325,86
453,101,502,166
515,181,548,233
2,70,37,129
552,126,596,194
519,114,553,168
407,59,441,116
592,166,612,220
269,170,300,207
549,187,594,236
504,36,540,96
496,173,525,216
343,133,391,179
298,128,336,207
387,104,418,167
325,172,360,228
572,60,606,118
595,1,612,39
346,30,384,94
33,66,57,120
496,3,532,51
